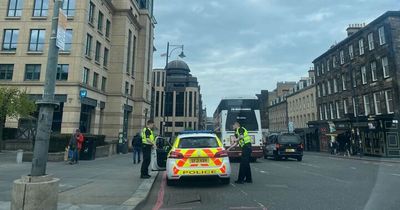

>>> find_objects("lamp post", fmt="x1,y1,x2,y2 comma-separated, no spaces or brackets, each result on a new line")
162,42,185,136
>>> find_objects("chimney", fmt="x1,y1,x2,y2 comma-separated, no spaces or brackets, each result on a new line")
346,23,365,36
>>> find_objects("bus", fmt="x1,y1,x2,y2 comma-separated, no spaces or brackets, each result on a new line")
214,98,264,160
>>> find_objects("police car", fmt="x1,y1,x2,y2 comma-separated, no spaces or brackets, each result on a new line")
155,131,231,186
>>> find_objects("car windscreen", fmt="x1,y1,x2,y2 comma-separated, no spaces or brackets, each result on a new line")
178,137,219,148
278,135,301,144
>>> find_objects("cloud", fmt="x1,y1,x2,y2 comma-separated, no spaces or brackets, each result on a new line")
153,0,399,115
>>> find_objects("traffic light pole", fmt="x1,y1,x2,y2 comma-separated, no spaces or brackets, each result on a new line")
31,0,62,176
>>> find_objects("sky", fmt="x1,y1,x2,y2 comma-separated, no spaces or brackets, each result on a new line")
152,0,400,116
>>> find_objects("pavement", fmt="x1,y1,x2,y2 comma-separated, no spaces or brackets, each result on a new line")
0,151,158,210
305,151,400,164
139,153,400,210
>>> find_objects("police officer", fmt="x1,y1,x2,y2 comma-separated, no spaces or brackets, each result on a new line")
140,120,156,179
228,121,252,184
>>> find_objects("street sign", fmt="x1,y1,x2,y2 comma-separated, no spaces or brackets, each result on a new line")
80,89,87,99
288,121,294,133
56,9,67,50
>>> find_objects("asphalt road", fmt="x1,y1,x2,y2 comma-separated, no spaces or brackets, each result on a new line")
138,153,400,210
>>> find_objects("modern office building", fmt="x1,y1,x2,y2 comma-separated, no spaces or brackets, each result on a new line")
0,0,155,138
152,60,202,137
312,11,400,157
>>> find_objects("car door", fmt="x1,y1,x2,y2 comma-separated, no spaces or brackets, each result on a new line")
151,137,172,171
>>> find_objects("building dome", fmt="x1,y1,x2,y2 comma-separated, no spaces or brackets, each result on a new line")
166,60,190,76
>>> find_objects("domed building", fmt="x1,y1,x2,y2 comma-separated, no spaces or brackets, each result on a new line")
152,60,203,137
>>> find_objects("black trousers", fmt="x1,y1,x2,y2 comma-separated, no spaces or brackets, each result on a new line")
238,144,252,182
141,145,152,176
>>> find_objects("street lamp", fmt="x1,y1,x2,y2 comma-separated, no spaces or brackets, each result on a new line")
161,42,185,136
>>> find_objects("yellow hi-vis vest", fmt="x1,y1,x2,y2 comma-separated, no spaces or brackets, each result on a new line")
236,127,252,148
141,127,155,145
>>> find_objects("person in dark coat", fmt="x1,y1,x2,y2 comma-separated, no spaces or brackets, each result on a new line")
132,132,142,164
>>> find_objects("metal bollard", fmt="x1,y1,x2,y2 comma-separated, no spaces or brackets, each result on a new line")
16,149,23,164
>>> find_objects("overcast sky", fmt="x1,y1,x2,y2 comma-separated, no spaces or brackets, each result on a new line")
152,0,400,116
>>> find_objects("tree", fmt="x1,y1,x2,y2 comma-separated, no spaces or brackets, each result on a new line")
0,87,36,149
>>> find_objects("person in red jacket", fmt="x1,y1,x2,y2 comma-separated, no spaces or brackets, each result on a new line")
69,129,84,164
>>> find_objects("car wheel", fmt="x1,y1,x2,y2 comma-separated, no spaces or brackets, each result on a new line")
284,157,288,160
220,178,230,185
297,156,303,162
166,178,177,186
264,154,268,159
274,155,281,161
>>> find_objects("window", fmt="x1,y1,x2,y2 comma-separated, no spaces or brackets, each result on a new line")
342,74,346,91
385,90,393,114
316,66,320,76
62,0,75,17
326,59,330,71
0,64,14,80
322,82,326,96
93,72,99,89
25,64,41,81
336,101,340,119
126,30,132,73
7,0,23,17
319,105,323,120
373,92,382,115
125,82,129,95
130,84,134,96
343,98,349,115
363,95,370,116
352,70,356,87
132,35,137,75
333,78,338,93
2,29,19,51
33,0,48,17
361,66,367,84
371,61,377,81
63,29,73,52
352,97,357,117
321,64,325,74
381,57,389,78
82,68,89,84
95,41,101,62
29,29,45,51
340,50,344,64
101,77,107,92
378,26,386,45
56,64,68,81
367,33,374,50
105,20,111,38
97,11,104,32
332,56,336,68
88,1,95,24
359,39,364,55
327,80,331,95
330,103,334,119
349,45,354,60
317,84,321,97
103,47,109,67
324,104,328,120
85,34,92,56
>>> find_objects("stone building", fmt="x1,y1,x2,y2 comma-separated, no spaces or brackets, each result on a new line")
256,90,269,130
268,100,288,133
152,60,202,137
312,11,400,157
0,0,155,139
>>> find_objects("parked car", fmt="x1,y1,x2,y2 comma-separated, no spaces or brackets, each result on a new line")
263,133,304,161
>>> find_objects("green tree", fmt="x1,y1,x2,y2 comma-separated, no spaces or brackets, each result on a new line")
0,87,36,149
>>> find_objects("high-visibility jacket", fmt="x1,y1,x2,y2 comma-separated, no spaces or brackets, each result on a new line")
236,127,252,148
141,127,155,145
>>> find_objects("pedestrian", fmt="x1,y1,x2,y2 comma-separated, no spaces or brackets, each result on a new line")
228,121,252,184
69,129,84,164
132,132,142,164
140,120,156,179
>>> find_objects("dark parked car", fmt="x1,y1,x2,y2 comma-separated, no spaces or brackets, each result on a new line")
263,133,303,161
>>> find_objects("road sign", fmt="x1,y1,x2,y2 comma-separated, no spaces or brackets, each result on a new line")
56,9,67,50
80,89,87,99
288,121,294,133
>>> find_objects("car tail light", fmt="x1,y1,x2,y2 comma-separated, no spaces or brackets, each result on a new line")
299,143,304,149
169,151,184,159
215,150,228,158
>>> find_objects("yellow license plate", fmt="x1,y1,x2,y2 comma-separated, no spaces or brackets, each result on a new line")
190,158,208,163
286,149,295,152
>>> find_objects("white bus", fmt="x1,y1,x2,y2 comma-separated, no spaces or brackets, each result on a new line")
214,98,264,160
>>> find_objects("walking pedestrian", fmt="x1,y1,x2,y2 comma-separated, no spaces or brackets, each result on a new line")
69,129,84,164
140,120,156,179
228,121,252,184
132,132,142,164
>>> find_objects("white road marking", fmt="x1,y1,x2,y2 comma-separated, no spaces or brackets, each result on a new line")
383,164,393,167
303,170,349,184
300,162,321,168
259,170,269,174
350,167,357,170
230,183,249,196
265,184,289,188
391,174,400,177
